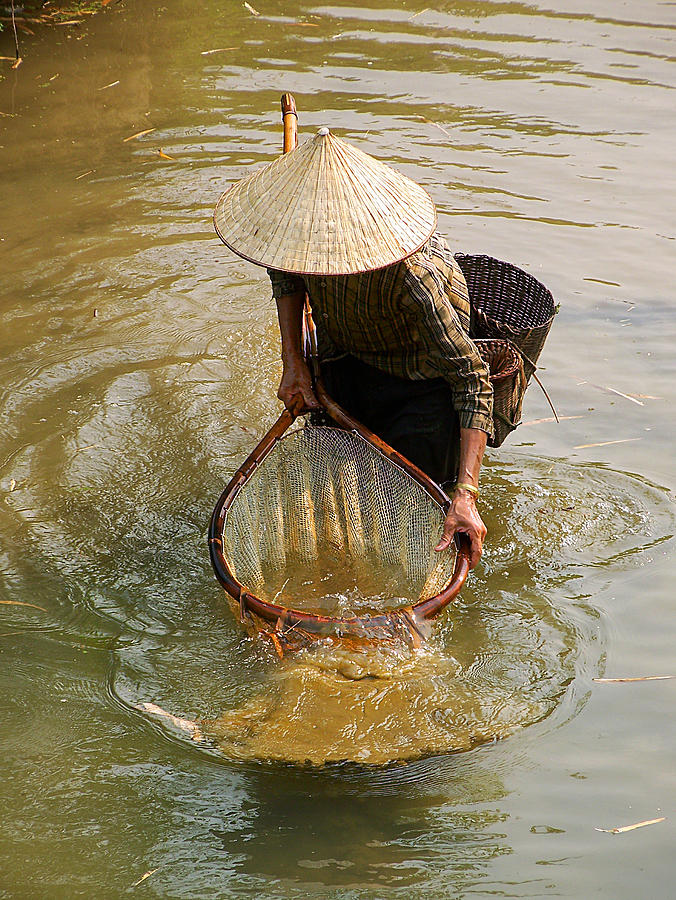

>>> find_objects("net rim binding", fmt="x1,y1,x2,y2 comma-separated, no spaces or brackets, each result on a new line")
208,381,472,641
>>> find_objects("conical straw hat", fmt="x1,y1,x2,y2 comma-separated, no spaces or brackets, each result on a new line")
214,128,437,275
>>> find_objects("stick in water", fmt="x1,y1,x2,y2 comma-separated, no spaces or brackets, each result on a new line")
595,817,665,834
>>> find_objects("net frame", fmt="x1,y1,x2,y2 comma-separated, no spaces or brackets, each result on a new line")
209,380,471,645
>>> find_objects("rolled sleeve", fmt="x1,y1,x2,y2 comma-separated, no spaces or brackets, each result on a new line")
402,266,494,437
267,268,306,300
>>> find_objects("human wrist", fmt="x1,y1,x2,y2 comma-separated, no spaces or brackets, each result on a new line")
281,347,305,367
452,481,479,501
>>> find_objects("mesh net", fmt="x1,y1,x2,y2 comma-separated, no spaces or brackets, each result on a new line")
221,425,455,617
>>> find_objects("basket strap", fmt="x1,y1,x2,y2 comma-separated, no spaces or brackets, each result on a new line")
510,343,539,376
529,370,559,423
495,337,559,424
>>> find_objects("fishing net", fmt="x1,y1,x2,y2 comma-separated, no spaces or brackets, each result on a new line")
221,425,456,618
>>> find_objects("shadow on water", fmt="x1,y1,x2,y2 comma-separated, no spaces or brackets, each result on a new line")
206,756,513,892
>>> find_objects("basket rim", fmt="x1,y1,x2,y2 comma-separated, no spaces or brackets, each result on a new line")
455,252,557,330
474,337,524,382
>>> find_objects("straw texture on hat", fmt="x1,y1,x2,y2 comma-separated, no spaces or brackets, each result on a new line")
214,129,437,275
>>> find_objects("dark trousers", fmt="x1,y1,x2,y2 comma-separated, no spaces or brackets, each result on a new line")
321,355,460,485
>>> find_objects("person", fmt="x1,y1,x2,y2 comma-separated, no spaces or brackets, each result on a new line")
214,127,493,568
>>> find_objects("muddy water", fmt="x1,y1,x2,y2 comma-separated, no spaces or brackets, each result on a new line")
1,1,675,897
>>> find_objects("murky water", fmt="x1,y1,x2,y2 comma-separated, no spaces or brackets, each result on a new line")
1,0,675,897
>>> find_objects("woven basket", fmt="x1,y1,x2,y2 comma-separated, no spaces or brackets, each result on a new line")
474,338,527,448
455,254,556,381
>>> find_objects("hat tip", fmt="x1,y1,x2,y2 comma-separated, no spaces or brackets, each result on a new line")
317,127,330,137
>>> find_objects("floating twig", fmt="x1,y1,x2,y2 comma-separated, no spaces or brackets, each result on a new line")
595,817,665,834
131,868,160,888
574,438,640,450
0,600,46,611
123,127,156,142
244,2,260,15
10,0,21,67
75,169,95,180
601,385,644,405
522,415,584,426
572,377,644,406
156,148,175,160
200,47,237,55
417,115,452,139
97,80,120,90
594,675,675,683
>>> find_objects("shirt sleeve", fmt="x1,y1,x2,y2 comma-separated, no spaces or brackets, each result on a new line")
402,263,494,436
267,268,306,300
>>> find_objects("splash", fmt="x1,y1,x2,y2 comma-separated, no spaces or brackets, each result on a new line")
139,639,550,765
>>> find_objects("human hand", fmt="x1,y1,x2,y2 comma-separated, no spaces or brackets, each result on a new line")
278,356,320,415
434,489,486,569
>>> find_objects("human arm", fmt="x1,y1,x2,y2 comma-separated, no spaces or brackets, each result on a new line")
434,426,487,568
274,288,320,414
402,263,494,436
268,268,320,413
402,261,491,568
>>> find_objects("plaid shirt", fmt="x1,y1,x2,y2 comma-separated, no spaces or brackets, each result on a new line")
268,232,493,435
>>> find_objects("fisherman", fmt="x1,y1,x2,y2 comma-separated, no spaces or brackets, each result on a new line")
214,127,493,569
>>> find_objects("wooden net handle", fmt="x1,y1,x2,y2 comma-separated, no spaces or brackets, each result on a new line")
281,93,298,153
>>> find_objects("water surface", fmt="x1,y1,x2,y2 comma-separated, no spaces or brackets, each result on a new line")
1,1,675,897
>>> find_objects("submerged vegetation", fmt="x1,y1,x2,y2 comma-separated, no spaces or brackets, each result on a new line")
1,0,113,69
2,0,112,24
